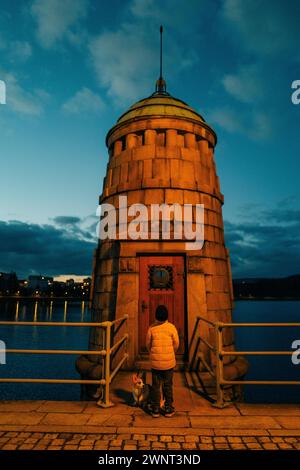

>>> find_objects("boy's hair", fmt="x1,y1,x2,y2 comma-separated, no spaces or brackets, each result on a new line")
155,305,168,322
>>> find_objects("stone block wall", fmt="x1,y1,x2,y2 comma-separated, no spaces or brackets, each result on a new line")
80,112,247,382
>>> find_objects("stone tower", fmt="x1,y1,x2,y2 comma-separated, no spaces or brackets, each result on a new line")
77,60,247,386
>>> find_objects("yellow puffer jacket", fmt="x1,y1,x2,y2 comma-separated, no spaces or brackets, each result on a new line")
146,321,180,370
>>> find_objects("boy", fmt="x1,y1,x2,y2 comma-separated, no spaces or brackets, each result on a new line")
146,304,180,417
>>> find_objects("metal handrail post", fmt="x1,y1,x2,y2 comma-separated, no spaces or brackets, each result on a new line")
212,323,228,408
97,322,114,408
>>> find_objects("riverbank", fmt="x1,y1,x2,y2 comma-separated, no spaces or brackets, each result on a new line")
235,297,300,301
0,296,89,301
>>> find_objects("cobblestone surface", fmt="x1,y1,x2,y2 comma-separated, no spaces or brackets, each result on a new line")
0,431,300,450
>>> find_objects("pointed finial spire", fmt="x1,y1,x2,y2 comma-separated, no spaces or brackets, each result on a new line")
155,25,167,94
160,25,163,79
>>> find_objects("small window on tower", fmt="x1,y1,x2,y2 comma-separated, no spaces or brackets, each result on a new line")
149,265,173,290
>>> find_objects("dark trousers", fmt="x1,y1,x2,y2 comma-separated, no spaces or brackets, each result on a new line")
151,368,174,409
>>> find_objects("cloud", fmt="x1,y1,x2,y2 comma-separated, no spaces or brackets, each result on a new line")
208,107,271,140
129,0,207,31
225,201,300,277
9,41,32,62
216,2,298,141
249,113,272,140
129,0,158,18
89,24,156,105
208,108,243,134
0,38,32,63
221,0,300,58
0,219,96,277
62,87,105,115
0,71,47,115
221,64,264,104
31,0,88,48
51,215,95,241
255,204,300,225
88,1,202,106
218,60,284,141
52,216,81,225
1,200,299,279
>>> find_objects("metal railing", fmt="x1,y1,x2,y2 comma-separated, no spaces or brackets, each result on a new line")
195,316,300,408
0,315,129,408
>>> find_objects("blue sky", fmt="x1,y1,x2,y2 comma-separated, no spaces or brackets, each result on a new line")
0,0,299,278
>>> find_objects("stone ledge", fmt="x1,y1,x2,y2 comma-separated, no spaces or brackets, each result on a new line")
213,429,270,436
0,425,118,434
36,401,88,414
0,401,46,412
268,429,300,436
237,404,300,416
133,413,190,428
116,427,214,436
189,416,280,429
188,407,240,416
274,417,300,429
87,415,133,427
0,412,45,425
39,413,90,426
0,425,28,432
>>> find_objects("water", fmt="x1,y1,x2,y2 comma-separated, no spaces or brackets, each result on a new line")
233,300,300,403
0,299,299,402
0,299,90,400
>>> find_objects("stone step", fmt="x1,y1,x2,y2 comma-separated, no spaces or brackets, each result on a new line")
134,360,188,371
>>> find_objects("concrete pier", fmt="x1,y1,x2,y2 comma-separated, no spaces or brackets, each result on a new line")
0,373,299,451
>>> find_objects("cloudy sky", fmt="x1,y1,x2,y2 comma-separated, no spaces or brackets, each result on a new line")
0,0,299,278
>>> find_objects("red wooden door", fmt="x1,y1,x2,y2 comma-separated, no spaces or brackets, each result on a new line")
139,256,185,356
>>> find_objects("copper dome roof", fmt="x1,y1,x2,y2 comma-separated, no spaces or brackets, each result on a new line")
116,92,205,125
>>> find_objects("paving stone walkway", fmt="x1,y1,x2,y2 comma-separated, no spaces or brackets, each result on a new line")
0,373,299,451
1,431,300,451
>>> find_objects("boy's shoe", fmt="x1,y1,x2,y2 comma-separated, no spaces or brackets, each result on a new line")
148,405,160,418
150,406,160,418
164,406,175,417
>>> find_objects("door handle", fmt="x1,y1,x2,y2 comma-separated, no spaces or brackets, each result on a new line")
141,300,148,312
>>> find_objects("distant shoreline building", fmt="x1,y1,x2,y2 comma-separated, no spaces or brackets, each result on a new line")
0,272,91,299
0,272,18,294
27,275,53,291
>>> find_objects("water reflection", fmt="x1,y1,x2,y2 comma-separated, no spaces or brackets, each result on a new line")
49,301,53,320
7,299,88,322
63,301,68,321
22,304,26,319
34,301,38,322
15,301,19,321
81,300,87,321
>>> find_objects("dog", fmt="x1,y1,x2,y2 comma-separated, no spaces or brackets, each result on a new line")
132,371,165,410
132,371,150,407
